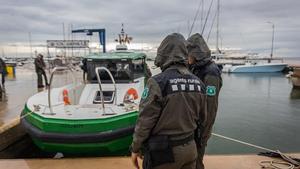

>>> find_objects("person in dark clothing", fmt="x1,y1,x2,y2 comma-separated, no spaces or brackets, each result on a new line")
34,54,48,88
144,62,152,80
131,33,207,169
0,58,7,88
186,33,222,169
81,58,88,82
0,58,7,96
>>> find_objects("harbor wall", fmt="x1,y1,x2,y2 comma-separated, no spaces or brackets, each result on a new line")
0,118,25,151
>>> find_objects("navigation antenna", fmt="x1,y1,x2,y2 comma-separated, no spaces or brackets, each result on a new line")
115,24,133,45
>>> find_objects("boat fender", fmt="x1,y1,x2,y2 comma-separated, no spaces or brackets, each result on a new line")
123,88,138,103
62,89,71,105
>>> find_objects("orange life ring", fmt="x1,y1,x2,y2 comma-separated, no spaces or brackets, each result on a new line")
126,88,139,100
62,89,71,105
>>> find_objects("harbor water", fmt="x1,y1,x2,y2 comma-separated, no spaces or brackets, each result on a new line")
207,73,300,154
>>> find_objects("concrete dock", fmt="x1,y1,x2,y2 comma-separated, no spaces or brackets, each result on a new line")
0,154,299,169
0,68,36,151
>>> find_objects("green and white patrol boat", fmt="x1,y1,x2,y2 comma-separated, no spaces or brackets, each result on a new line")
21,49,149,155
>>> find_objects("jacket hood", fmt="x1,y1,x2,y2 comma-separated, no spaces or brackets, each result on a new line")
187,33,211,64
155,33,187,71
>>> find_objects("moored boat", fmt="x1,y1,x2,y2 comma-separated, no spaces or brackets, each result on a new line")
229,62,287,73
21,51,150,155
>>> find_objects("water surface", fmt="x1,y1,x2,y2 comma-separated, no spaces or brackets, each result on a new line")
207,73,300,154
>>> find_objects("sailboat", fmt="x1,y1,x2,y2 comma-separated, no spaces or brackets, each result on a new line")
207,1,287,73
229,62,287,73
228,23,287,73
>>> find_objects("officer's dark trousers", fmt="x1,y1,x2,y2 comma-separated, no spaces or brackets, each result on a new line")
1,72,5,85
152,141,197,169
196,111,217,169
37,70,48,88
196,144,205,169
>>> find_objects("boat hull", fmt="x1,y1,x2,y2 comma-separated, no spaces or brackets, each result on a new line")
230,63,287,73
31,135,133,155
21,105,138,155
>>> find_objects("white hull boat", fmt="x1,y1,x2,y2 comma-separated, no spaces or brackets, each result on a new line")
229,63,287,73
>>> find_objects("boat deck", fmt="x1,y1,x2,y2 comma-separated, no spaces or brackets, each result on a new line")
0,68,82,151
0,154,299,169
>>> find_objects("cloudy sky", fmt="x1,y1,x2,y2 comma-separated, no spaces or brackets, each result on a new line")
0,0,299,57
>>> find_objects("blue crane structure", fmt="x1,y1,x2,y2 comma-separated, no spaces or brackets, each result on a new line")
71,28,106,53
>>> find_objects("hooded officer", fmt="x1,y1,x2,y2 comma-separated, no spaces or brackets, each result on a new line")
34,54,48,88
131,33,207,169
0,57,7,87
186,33,222,169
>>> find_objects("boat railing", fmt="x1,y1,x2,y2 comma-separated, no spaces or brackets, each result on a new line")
48,66,76,115
95,67,117,114
83,72,88,84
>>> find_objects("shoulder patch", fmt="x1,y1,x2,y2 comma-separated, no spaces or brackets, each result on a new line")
141,87,149,99
206,86,216,96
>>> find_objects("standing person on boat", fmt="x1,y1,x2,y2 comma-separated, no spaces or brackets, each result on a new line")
131,33,207,169
0,57,7,88
34,54,48,88
186,33,222,169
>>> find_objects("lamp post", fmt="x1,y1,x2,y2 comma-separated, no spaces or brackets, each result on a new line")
267,22,275,63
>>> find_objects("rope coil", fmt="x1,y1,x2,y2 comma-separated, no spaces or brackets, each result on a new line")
259,160,295,169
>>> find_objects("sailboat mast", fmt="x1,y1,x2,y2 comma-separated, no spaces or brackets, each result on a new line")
216,0,220,54
270,23,274,59
201,0,204,31
1,48,4,58
267,21,275,62
28,32,33,58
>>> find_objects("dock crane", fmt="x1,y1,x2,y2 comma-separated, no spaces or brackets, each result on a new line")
72,28,106,53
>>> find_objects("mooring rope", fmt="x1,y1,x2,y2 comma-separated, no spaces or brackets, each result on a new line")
212,133,300,169
212,133,275,152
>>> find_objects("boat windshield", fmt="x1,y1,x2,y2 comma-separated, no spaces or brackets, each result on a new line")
132,59,146,79
86,60,133,83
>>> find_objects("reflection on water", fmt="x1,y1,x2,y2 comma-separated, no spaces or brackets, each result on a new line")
207,73,300,154
290,88,300,99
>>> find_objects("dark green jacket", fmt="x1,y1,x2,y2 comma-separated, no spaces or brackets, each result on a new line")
190,62,222,144
132,65,207,153
132,33,207,153
187,33,222,144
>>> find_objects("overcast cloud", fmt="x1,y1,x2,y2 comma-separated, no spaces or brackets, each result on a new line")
0,0,299,57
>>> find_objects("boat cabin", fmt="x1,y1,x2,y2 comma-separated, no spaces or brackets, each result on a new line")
83,51,148,83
